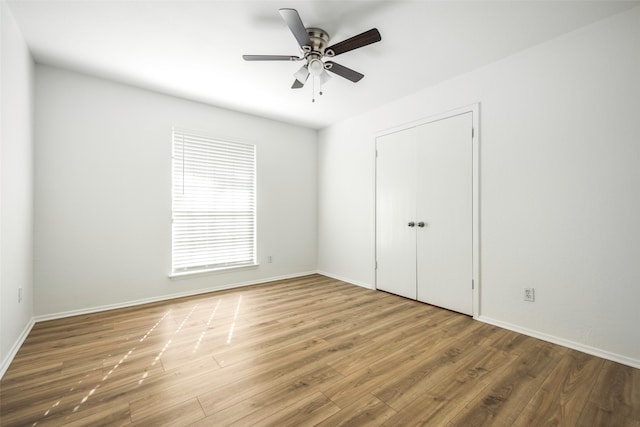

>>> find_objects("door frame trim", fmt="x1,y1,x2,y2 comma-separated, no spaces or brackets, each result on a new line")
373,103,480,318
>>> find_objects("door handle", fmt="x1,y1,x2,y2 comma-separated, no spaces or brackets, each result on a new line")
417,222,426,228
408,222,416,227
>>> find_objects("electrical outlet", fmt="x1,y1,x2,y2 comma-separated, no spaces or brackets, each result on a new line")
524,288,535,302
18,287,22,303
267,256,273,264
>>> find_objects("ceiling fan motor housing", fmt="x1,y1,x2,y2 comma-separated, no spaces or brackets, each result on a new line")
306,28,330,56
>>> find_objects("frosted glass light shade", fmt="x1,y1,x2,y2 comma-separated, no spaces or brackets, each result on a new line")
319,70,331,85
294,65,309,82
308,59,324,76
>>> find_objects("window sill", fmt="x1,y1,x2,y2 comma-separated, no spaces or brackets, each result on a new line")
169,263,259,280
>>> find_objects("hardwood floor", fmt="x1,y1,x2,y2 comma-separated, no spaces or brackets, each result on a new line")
1,274,638,426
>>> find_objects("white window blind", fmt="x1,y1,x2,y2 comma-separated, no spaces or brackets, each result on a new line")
172,128,256,274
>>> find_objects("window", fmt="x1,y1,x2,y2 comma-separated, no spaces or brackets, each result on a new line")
172,128,256,275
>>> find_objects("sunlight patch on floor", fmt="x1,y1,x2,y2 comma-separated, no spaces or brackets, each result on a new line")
226,295,243,345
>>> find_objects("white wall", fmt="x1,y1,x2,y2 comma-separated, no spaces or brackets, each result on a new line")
318,6,640,367
34,65,317,317
0,3,35,376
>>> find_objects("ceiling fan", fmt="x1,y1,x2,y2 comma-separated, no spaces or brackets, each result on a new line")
243,8,381,100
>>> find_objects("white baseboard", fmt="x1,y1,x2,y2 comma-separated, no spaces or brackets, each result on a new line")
316,270,373,290
478,315,640,369
0,318,35,380
34,271,318,322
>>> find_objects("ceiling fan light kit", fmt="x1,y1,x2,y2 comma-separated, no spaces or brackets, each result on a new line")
243,8,381,102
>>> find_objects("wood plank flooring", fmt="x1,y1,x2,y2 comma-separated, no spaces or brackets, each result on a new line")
1,274,638,426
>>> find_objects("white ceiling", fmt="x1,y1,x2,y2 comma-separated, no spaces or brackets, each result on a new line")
7,0,639,129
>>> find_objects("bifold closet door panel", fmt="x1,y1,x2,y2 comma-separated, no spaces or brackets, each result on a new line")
416,112,473,315
375,129,417,300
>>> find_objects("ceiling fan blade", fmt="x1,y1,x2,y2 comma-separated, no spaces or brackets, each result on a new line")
324,61,364,83
292,79,305,89
325,28,381,57
243,55,300,61
279,8,312,49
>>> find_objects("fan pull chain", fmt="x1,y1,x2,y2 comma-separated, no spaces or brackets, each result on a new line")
311,75,324,103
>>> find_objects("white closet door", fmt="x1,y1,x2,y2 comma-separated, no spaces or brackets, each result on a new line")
416,113,473,315
375,129,417,299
